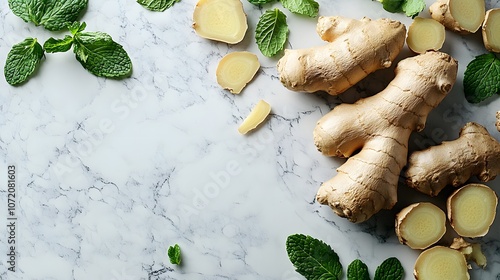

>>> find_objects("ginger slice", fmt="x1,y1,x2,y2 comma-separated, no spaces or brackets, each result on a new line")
483,9,500,53
414,246,470,280
238,100,271,134
496,111,500,132
216,51,260,94
447,183,498,238
407,17,445,54
395,202,446,250
450,237,487,269
429,0,485,34
193,0,248,44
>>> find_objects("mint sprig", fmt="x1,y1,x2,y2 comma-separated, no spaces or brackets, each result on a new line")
256,9,289,57
8,0,88,31
137,0,181,12
374,257,403,280
168,244,182,265
286,234,343,280
348,259,370,280
463,53,500,103
377,0,425,18
4,38,44,86
281,0,319,17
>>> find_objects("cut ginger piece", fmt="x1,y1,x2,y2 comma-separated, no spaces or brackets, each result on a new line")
216,51,260,94
407,17,445,53
414,246,470,280
447,183,498,238
496,111,500,132
429,0,485,34
238,100,271,134
482,9,500,53
395,202,446,250
193,0,248,44
450,237,487,269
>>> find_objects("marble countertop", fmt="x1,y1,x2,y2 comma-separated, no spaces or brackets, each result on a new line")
1,0,499,279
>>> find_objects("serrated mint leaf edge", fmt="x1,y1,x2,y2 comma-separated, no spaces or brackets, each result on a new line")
137,0,180,12
463,53,500,103
280,0,319,17
347,259,370,280
168,244,182,265
4,38,44,86
255,8,289,57
374,257,404,280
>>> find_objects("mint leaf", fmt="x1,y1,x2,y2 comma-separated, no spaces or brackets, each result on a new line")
73,31,133,78
4,38,44,86
464,53,500,103
401,0,425,18
168,244,182,265
379,0,403,13
286,234,343,280
247,0,276,6
374,257,403,280
7,0,87,30
44,36,74,53
348,259,370,280
68,21,87,35
280,0,319,17
256,8,288,57
137,0,180,11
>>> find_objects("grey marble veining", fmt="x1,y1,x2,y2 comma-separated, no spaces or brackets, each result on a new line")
1,0,499,279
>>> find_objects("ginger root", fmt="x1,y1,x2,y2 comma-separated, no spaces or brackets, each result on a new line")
216,51,260,94
429,0,485,34
407,17,445,54
447,183,498,238
406,122,500,196
395,202,446,250
277,16,406,95
483,9,500,53
193,0,248,44
414,246,470,280
315,51,458,223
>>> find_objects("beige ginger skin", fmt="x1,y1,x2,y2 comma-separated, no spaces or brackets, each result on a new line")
406,122,500,196
277,16,406,95
496,111,500,132
315,51,458,223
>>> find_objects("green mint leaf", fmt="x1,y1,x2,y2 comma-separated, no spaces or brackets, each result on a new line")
73,31,133,78
68,21,87,35
347,259,370,280
4,38,44,86
137,0,180,11
7,0,87,31
401,0,425,18
247,0,276,6
256,8,288,57
464,53,500,103
44,36,74,53
379,0,403,13
280,0,319,17
286,234,343,280
168,244,182,265
374,257,404,280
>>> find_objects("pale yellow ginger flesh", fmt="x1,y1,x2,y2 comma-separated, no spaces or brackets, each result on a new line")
238,100,271,134
483,9,500,53
216,51,260,94
447,183,498,238
193,0,247,44
450,237,487,268
395,202,446,250
414,246,470,280
277,16,406,95
406,122,500,196
407,17,445,54
315,51,457,223
429,0,485,34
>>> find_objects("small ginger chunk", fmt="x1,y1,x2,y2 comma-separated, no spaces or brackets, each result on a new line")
193,0,248,44
407,17,445,53
238,100,271,134
216,51,260,94
483,9,500,53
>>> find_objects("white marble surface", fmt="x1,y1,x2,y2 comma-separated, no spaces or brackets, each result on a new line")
1,0,500,279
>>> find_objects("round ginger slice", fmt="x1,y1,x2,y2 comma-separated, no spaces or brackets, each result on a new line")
447,183,498,238
193,0,248,44
395,202,446,250
414,246,470,280
407,17,445,53
216,51,260,94
482,9,500,53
